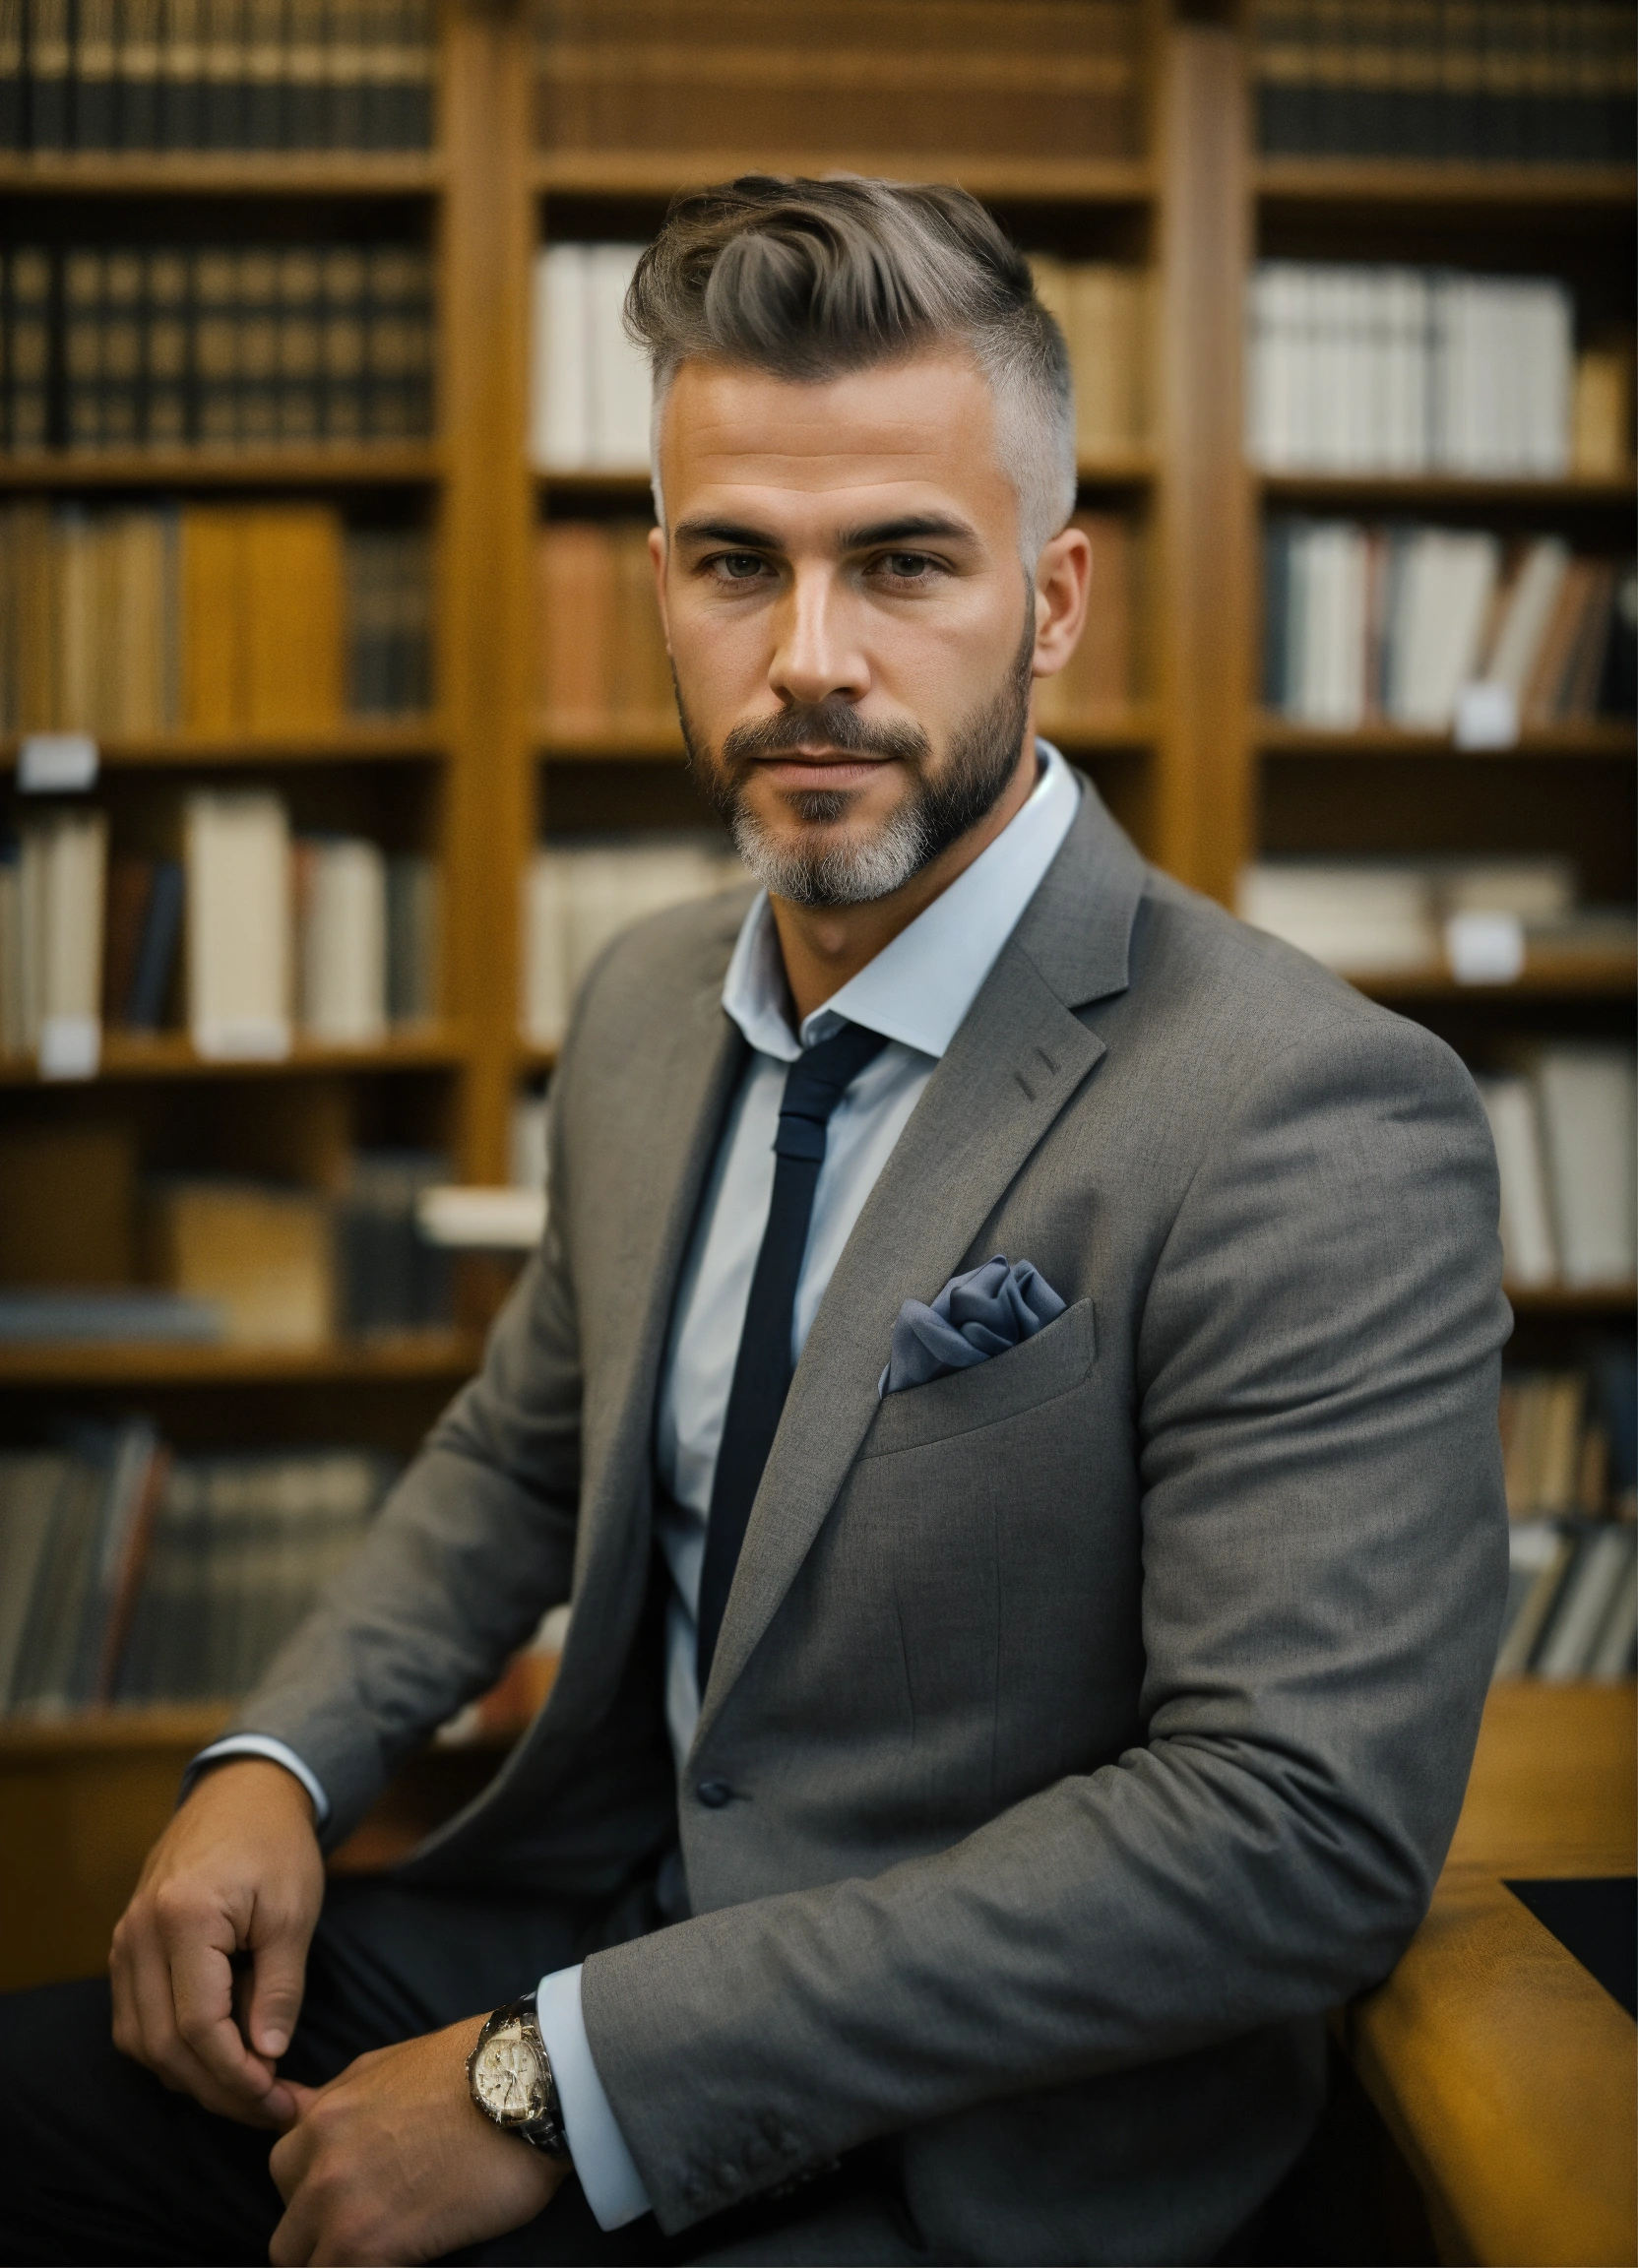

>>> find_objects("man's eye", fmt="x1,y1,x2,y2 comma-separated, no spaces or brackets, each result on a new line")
881,553,934,579
715,552,767,580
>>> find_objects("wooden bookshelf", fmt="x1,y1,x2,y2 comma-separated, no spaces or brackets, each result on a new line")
1257,718,1636,759
530,152,1160,202
0,445,444,491
0,154,448,196
0,1334,483,1388
0,724,449,770
1254,159,1638,209
0,1026,469,1086
1258,471,1636,511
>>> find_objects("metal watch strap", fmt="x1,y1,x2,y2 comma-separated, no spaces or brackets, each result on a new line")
468,1990,570,2160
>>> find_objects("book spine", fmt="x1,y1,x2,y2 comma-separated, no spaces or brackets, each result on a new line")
158,0,204,148
62,246,103,453
0,0,22,150
242,0,284,147
29,0,72,147
201,0,243,149
115,0,163,146
282,0,322,145
72,0,115,144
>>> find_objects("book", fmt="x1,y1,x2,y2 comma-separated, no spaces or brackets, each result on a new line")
146,1175,334,1347
0,1288,221,1342
1034,512,1136,725
1532,1043,1638,1287
15,806,108,1076
1235,860,1439,973
0,1455,72,1708
334,1149,453,1336
184,787,292,1059
1535,1525,1638,1679
1247,263,1574,477
385,850,439,1025
529,242,651,474
522,833,745,1049
295,834,388,1042
1477,1076,1558,1290
1494,1519,1575,1677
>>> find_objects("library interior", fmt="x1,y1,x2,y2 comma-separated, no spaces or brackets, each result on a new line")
0,3,1633,2263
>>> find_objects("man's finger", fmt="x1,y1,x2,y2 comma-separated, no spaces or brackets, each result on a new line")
246,1914,310,2063
119,1925,284,2123
161,1904,279,2103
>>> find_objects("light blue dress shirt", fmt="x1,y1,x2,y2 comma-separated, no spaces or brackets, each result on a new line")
192,742,1080,2232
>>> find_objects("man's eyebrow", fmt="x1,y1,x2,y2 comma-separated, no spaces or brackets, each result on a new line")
837,513,978,548
671,516,784,549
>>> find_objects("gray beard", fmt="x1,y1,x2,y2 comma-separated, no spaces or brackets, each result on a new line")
679,616,1036,910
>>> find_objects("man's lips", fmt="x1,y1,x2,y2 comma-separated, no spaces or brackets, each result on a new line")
751,751,893,788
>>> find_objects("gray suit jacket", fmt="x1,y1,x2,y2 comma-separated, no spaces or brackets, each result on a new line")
233,783,1510,2264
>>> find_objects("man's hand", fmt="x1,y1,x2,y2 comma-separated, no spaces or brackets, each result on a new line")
109,1757,324,2128
269,2019,567,2265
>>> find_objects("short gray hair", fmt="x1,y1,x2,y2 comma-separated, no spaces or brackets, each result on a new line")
626,174,1077,563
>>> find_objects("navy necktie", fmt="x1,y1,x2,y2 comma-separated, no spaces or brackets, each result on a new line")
695,1019,889,1690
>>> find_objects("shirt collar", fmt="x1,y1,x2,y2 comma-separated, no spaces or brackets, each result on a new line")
721,739,1081,1064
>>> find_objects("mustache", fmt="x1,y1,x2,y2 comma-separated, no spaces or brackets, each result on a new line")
719,703,930,769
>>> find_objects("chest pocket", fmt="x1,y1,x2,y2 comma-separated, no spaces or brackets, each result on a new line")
860,1296,1097,1461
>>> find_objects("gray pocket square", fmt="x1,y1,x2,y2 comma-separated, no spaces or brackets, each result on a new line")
879,1254,1067,1397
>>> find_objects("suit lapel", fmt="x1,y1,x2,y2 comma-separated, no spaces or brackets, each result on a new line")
695,781,1149,1741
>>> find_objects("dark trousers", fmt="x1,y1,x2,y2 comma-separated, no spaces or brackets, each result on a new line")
0,1875,919,2268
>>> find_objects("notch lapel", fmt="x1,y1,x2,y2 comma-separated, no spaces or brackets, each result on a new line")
695,783,1149,1743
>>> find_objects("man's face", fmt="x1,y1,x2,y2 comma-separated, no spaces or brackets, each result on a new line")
652,352,1042,908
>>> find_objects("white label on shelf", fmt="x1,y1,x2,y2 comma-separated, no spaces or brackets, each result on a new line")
191,1017,292,1062
1446,911,1526,985
415,1185,548,1250
18,733,99,792
1453,682,1519,751
37,1014,101,1080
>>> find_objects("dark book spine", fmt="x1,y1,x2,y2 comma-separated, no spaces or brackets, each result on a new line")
29,0,72,146
283,0,322,146
319,242,364,439
275,246,321,441
242,0,283,146
201,0,242,148
62,246,103,451
115,0,163,146
400,0,431,147
72,0,115,144
325,0,364,147
99,249,144,446
237,247,278,444
158,0,205,148
126,858,184,1028
1263,520,1292,712
0,0,23,147
143,248,189,446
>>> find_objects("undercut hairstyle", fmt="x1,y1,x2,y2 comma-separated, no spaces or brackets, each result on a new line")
625,174,1077,564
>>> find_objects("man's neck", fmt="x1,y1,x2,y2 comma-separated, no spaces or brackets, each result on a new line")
769,734,1040,1027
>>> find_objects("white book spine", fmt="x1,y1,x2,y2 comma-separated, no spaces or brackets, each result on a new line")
586,243,652,472
186,789,292,1061
1477,1076,1558,1289
300,837,387,1042
532,244,590,472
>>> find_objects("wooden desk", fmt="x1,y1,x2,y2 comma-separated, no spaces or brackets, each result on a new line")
1340,1683,1637,2268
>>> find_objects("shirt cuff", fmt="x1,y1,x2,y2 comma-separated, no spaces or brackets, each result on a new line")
536,1964,652,2231
184,1735,332,1830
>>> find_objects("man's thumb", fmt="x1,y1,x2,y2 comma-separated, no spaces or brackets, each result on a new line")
247,1935,306,2061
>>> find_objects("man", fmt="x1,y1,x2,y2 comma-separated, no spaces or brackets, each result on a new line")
0,176,1508,2268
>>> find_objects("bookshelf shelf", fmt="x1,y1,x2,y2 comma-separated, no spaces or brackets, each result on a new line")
1352,950,1637,1002
530,153,1158,203
538,450,1159,500
0,1028,470,1088
0,447,444,491
1504,1284,1638,1316
1253,160,1638,210
0,1332,483,1388
0,155,447,198
537,719,682,758
0,724,448,771
1256,471,1637,511
1257,718,1637,760
0,1706,232,1755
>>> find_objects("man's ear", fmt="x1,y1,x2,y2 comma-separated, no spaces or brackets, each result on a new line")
1032,523,1092,681
648,523,670,651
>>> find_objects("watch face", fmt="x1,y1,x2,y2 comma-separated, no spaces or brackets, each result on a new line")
473,2020,549,2128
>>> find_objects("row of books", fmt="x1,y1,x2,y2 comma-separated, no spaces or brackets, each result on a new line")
1254,0,1638,164
529,0,1145,161
0,503,431,732
1501,1354,1635,1523
0,1138,455,1348
1239,851,1637,979
1025,260,1150,459
1498,1519,1636,1681
0,0,437,153
536,510,1139,736
1262,525,1637,733
1480,1056,1638,1293
0,795,440,1074
0,242,434,455
523,833,745,1051
0,1423,398,1716
1245,264,1630,478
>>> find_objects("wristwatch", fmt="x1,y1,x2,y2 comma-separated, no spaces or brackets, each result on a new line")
467,1991,570,2160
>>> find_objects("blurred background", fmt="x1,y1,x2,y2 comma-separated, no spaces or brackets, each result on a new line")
0,12,1631,2248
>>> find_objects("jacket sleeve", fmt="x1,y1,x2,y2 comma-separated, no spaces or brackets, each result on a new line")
578,1013,1512,2234
220,1193,586,1849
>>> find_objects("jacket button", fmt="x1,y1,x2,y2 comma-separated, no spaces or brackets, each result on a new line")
696,1778,733,1808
